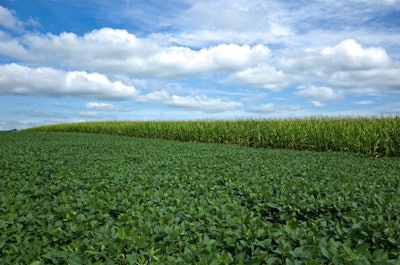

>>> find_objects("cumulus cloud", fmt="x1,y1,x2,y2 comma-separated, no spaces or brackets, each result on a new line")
145,43,270,78
169,94,242,112
0,28,271,78
4,28,398,97
18,28,156,70
0,5,22,31
137,90,242,113
295,86,343,101
0,5,40,32
230,65,287,91
0,62,243,114
329,68,400,91
280,39,400,92
0,63,138,100
320,39,391,70
312,101,327,108
85,102,118,110
354,100,374,105
0,37,34,60
282,39,391,73
1,0,400,130
248,103,275,113
136,90,170,103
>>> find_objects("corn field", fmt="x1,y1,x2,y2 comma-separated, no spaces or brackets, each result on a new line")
24,116,400,157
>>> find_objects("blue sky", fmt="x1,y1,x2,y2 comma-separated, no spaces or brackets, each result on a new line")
1,0,400,130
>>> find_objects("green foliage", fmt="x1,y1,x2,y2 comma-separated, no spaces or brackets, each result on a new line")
1,132,399,263
23,116,400,157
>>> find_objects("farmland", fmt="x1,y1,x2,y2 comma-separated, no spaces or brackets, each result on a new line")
1,131,399,264
25,117,400,157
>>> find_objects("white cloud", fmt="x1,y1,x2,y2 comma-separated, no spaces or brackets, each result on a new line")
169,94,242,112
1,28,271,78
0,5,40,32
178,1,279,32
347,87,379,95
230,65,287,91
136,90,170,103
329,68,400,91
312,101,327,108
320,39,391,70
151,0,292,47
0,5,22,31
280,39,400,92
85,102,118,110
0,63,139,100
354,100,374,105
281,39,392,73
2,27,398,97
150,0,397,52
137,90,242,113
20,28,155,70
0,37,34,60
248,103,275,113
1,1,400,128
146,43,270,78
295,86,343,101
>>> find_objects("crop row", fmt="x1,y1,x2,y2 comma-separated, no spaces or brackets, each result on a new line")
1,132,399,264
24,117,400,157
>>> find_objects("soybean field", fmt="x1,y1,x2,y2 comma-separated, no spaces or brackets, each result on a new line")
1,131,399,264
